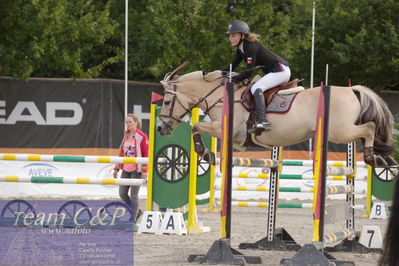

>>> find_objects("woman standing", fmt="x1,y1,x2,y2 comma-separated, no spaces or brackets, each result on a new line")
113,114,149,224
222,20,291,134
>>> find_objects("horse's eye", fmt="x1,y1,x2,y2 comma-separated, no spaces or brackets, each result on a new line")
164,101,171,106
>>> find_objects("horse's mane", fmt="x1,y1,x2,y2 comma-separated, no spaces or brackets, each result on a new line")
165,70,223,84
176,71,204,81
162,69,226,89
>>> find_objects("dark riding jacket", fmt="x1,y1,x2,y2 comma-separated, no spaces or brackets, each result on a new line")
222,39,289,81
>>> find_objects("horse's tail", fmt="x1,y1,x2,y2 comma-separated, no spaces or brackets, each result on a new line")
351,85,395,156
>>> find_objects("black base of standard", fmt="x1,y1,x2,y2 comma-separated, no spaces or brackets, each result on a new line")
239,228,301,251
324,237,382,253
188,239,262,265
280,244,355,266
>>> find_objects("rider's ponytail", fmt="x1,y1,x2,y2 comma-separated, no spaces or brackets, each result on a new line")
245,33,259,42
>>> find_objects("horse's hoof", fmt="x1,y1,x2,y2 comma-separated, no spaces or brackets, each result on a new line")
364,147,376,167
375,155,389,168
193,134,205,155
364,154,390,168
364,156,376,167
383,156,398,167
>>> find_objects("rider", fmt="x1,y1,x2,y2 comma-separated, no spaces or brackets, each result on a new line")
221,20,291,134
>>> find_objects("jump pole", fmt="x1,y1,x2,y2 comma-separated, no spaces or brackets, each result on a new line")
0,154,154,164
188,76,261,264
0,176,146,186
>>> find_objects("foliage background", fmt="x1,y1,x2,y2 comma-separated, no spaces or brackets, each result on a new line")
0,0,398,91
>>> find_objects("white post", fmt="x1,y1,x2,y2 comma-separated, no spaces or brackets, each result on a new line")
310,1,316,89
309,1,316,160
124,0,128,121
325,64,329,85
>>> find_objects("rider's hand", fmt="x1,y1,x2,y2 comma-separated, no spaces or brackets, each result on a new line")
113,169,119,178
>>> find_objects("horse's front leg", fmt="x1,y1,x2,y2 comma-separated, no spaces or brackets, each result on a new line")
192,121,221,165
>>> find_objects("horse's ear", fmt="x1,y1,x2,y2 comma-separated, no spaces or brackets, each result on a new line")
169,61,189,81
204,70,222,82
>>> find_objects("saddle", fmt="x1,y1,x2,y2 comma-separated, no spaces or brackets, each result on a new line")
241,78,303,112
241,78,303,148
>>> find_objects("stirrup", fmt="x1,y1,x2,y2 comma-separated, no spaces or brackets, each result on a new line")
248,121,272,134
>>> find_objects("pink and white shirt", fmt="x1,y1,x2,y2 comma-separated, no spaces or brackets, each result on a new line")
122,136,138,172
115,129,149,173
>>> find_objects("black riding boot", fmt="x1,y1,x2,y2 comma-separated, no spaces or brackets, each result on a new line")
248,88,271,134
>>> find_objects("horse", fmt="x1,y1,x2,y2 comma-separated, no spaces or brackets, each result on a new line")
156,62,397,168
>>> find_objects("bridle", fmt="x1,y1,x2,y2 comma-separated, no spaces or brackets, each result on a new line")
158,85,189,128
158,78,224,132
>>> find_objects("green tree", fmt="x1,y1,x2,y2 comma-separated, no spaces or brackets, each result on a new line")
306,0,399,90
126,0,230,80
0,0,398,91
0,0,118,79
126,0,299,81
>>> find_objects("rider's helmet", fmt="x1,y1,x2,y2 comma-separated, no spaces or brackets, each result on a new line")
226,20,250,34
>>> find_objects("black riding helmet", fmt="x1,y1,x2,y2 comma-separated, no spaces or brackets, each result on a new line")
226,20,250,34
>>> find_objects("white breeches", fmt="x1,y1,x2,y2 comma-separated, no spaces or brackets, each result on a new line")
251,64,291,94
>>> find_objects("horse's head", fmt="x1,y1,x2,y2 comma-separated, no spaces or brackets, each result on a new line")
156,62,192,135
157,62,223,135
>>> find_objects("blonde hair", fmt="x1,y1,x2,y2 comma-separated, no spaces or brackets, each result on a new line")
127,113,142,130
244,32,259,42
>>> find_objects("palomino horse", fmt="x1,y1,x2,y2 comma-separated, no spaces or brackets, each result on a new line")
156,63,397,168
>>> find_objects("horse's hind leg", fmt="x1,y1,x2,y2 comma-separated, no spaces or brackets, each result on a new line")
356,122,389,167
331,121,389,167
